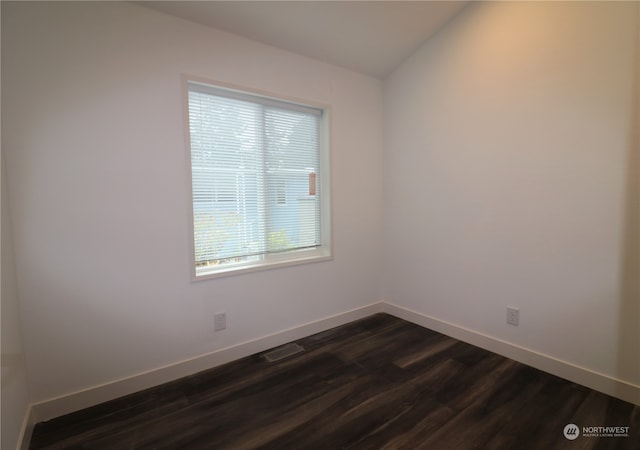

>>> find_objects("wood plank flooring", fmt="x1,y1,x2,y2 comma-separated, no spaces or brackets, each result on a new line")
29,314,640,449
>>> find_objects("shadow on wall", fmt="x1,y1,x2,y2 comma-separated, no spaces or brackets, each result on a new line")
617,5,640,405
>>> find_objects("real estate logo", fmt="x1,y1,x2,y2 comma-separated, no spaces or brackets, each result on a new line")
563,423,631,440
563,424,580,440
582,426,630,438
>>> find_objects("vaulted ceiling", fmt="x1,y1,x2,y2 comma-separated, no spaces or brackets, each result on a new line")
140,1,468,79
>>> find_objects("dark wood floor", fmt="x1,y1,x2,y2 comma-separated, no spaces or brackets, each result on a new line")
30,314,640,449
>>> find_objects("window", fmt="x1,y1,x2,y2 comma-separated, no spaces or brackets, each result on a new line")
186,79,331,279
275,179,287,205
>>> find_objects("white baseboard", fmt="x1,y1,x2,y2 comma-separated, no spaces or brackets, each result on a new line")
30,302,385,422
17,405,34,450
382,302,640,406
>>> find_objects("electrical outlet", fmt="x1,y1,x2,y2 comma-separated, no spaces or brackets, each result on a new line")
214,312,226,331
507,307,519,326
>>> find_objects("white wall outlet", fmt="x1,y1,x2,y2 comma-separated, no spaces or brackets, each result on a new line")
507,306,519,326
214,312,226,331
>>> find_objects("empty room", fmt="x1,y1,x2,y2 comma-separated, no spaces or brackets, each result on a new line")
1,1,639,449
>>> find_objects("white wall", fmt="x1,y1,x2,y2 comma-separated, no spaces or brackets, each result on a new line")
2,1,384,408
2,6,32,446
2,143,31,450
384,1,639,393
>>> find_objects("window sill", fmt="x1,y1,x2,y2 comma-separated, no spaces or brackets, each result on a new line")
192,248,332,281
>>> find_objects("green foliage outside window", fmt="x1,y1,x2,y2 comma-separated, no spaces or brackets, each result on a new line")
194,212,241,265
268,230,292,252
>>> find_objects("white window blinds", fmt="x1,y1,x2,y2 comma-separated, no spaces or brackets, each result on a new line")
187,81,325,274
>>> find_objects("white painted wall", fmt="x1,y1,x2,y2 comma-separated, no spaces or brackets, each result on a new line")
2,2,384,406
384,1,639,390
2,6,32,445
2,148,31,450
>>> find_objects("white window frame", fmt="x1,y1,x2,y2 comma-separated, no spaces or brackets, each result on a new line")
183,76,332,280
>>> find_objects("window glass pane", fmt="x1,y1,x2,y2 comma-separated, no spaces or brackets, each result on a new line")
187,81,326,275
189,90,264,265
265,108,320,253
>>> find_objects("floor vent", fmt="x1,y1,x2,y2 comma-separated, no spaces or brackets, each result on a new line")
262,343,305,363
